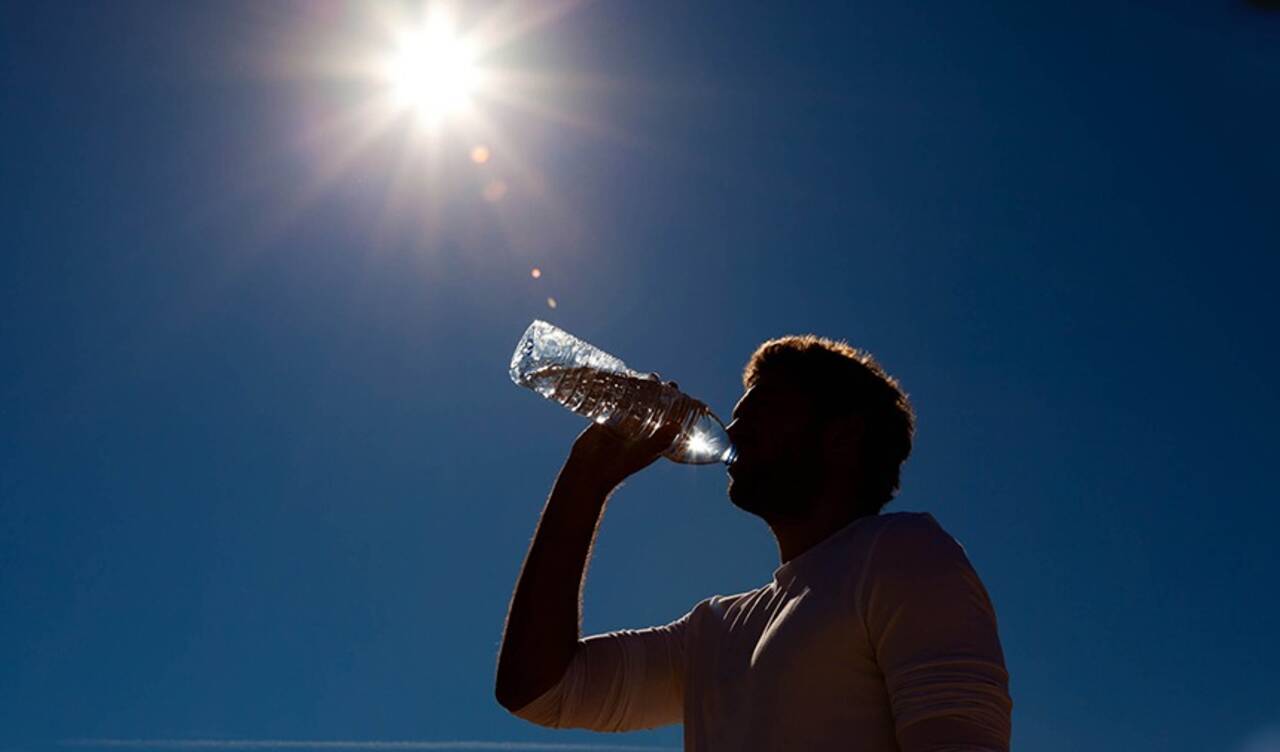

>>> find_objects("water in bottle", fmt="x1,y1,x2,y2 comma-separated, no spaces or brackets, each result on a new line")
509,320,736,465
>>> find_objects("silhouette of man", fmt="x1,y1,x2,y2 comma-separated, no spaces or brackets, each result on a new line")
495,335,1012,750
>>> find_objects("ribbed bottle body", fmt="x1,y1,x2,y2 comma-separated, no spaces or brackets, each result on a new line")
510,321,734,465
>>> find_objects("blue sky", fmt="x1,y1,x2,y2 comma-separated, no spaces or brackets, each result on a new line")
2,2,1278,751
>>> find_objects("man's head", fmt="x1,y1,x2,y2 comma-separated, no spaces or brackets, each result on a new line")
725,335,914,522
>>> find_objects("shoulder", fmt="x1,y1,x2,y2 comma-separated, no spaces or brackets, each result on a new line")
707,586,766,613
870,511,961,549
857,512,1003,637
874,510,947,533
864,511,974,577
685,586,766,627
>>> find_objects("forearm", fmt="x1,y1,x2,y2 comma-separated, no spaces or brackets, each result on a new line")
897,716,1008,752
494,460,615,712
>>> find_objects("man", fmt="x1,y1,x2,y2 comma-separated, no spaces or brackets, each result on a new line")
495,335,1012,750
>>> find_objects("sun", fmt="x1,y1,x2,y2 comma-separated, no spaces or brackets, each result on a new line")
385,10,479,122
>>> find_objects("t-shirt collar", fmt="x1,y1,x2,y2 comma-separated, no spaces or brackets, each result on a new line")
772,513,878,589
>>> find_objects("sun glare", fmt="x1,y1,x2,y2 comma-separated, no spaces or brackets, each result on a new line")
278,0,623,245
386,12,478,122
686,431,714,458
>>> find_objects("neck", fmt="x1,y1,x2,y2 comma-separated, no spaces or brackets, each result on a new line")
768,489,875,564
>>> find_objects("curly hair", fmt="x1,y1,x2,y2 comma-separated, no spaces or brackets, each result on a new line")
743,335,915,509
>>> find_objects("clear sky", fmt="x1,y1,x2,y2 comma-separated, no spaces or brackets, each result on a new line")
2,2,1278,751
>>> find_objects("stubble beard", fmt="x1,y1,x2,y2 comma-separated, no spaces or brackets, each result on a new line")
727,458,824,523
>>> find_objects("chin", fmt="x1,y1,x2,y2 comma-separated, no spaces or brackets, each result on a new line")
729,470,820,522
727,478,774,517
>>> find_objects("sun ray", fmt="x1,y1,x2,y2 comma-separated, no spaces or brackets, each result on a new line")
372,111,450,248
214,92,405,263
456,112,592,281
283,95,403,225
479,82,646,150
465,0,588,57
463,111,552,200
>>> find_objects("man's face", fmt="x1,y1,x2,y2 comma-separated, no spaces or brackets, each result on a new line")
724,378,826,520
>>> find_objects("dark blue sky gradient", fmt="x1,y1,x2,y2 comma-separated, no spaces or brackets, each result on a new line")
3,2,1278,751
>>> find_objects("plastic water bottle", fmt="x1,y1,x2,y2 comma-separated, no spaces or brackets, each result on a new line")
509,320,737,465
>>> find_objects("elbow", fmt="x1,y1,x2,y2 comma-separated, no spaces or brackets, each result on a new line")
494,674,563,724
496,685,565,729
494,685,519,714
494,642,579,717
495,689,539,717
493,656,532,713
494,675,534,714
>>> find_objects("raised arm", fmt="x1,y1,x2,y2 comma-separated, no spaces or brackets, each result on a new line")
494,422,680,713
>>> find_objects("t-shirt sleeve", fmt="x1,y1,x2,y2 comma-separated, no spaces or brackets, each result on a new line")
510,603,698,732
859,513,1013,750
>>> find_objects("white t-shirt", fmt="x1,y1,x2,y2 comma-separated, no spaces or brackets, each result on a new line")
512,511,1012,751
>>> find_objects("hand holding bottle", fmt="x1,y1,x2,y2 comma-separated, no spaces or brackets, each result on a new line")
565,420,683,492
